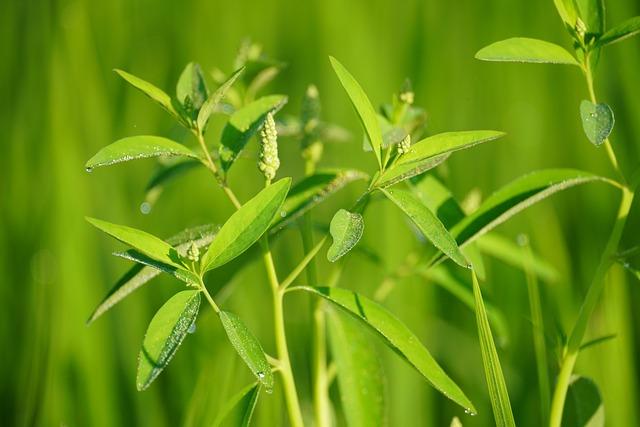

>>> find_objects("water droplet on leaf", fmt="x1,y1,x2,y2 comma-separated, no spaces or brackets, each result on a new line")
188,323,196,334
140,202,152,215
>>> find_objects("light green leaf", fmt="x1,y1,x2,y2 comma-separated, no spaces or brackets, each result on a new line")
381,187,468,268
475,38,580,66
197,67,245,132
576,0,605,35
597,16,640,46
219,311,274,391
85,136,198,171
327,308,386,427
212,383,260,427
376,154,449,188
580,100,614,146
553,0,579,27
219,95,287,171
294,286,476,413
202,178,291,271
329,56,383,168
398,131,506,165
362,114,407,152
562,376,604,427
176,62,208,111
87,224,218,324
137,290,201,390
86,217,185,269
113,249,199,284
327,209,364,262
114,69,182,122
472,272,515,426
271,169,369,232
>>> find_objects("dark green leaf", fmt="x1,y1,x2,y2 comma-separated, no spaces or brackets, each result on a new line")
114,69,182,121
137,290,201,390
219,95,287,171
219,311,274,391
294,286,476,413
327,308,386,427
329,56,383,168
381,187,468,268
202,178,291,271
472,272,515,426
580,100,614,146
212,383,260,427
576,0,605,35
597,16,640,46
197,67,245,131
561,376,604,427
327,209,364,262
85,136,198,171
398,131,505,165
475,38,580,66
176,62,209,113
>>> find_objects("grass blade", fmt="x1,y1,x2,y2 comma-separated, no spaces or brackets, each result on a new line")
475,38,580,66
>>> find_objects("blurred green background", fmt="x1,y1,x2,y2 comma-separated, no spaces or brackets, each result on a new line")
3,0,640,425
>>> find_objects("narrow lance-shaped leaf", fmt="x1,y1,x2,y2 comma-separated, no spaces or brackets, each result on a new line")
85,136,199,171
580,100,614,146
137,290,201,390
219,311,274,391
398,130,506,165
561,376,604,427
472,272,515,426
381,187,469,268
327,308,386,427
113,249,199,284
198,66,245,131
475,38,580,66
86,217,185,269
329,56,383,168
202,177,291,271
293,286,476,413
375,154,449,188
114,69,182,122
576,0,604,35
553,0,579,27
87,224,218,324
212,383,261,427
597,16,640,47
327,209,364,262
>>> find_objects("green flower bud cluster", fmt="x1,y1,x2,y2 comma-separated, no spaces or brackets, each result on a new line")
258,112,280,181
186,241,200,262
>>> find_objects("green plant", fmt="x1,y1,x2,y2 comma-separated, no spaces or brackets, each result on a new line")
476,1,640,426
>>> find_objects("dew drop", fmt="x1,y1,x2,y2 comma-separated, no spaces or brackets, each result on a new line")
265,386,274,394
280,211,287,218
464,408,477,416
188,323,196,334
257,371,265,379
85,167,93,173
140,202,152,215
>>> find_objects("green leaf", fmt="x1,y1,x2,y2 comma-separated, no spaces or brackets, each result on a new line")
376,154,449,188
362,114,407,152
472,271,515,426
327,209,364,262
271,169,369,232
197,66,245,132
87,224,218,324
597,16,640,46
381,187,468,268
553,0,579,27
85,136,198,171
219,95,287,171
219,311,274,391
475,38,580,66
114,69,182,122
294,286,476,413
576,0,605,35
561,376,604,427
398,131,506,165
137,290,201,390
113,249,199,284
329,56,383,168
212,383,260,427
176,62,209,111
327,308,386,427
86,217,185,269
580,100,614,146
202,178,291,271
450,169,608,248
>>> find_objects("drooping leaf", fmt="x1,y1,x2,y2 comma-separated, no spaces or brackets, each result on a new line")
327,308,386,427
375,154,450,188
293,286,476,413
329,56,383,168
398,131,506,165
219,95,287,171
197,66,245,131
137,290,201,390
475,38,580,66
381,187,468,268
85,136,198,171
114,69,182,122
580,100,614,146
561,376,604,427
271,169,369,232
553,0,579,27
212,383,261,427
597,16,640,46
202,178,291,271
472,272,515,426
176,62,209,112
219,311,274,391
86,217,185,269
327,209,365,262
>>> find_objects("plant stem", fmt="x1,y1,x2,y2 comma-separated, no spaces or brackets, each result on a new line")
261,237,305,427
195,131,242,209
198,276,221,314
